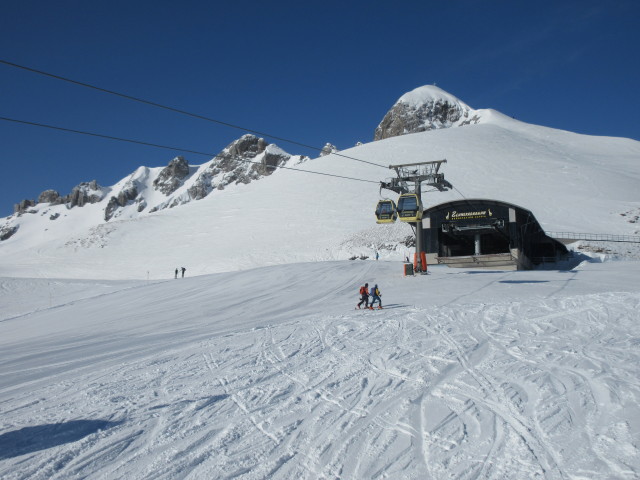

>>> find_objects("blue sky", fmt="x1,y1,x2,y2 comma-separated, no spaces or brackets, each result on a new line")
1,0,638,217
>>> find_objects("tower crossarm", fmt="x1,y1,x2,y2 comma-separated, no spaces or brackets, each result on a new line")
389,159,447,178
386,159,452,192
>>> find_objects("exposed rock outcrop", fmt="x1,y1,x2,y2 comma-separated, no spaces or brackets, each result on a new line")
66,181,104,208
104,182,139,221
254,145,292,176
38,190,62,205
0,224,18,241
153,156,190,195
13,199,36,214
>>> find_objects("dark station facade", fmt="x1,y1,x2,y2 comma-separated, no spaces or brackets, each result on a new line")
421,199,568,270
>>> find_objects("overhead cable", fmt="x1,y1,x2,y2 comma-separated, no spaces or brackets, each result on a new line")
0,59,388,169
0,116,380,185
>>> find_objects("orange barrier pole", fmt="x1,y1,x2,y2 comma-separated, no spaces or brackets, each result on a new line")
413,252,428,272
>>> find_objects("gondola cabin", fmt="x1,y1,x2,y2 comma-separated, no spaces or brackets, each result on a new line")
375,200,397,224
397,193,422,222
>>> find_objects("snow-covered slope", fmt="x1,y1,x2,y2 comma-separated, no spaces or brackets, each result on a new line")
1,105,639,280
1,260,640,479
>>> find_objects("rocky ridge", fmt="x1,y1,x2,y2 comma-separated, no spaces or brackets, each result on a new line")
185,135,296,202
2,134,307,240
14,180,106,215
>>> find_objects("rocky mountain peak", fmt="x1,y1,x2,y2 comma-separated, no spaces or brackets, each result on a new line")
228,134,268,158
374,85,482,141
320,143,339,156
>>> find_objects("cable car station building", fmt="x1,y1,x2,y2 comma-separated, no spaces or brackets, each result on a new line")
421,199,568,270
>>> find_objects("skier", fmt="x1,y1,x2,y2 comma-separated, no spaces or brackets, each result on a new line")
369,284,382,309
181,267,186,278
356,283,369,309
175,268,178,279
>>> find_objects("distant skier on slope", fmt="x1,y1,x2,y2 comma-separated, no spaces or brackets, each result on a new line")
181,267,186,278
356,283,369,309
369,284,382,309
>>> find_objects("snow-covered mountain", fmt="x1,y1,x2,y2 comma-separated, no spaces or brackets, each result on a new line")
8,134,305,225
374,85,484,140
1,86,639,280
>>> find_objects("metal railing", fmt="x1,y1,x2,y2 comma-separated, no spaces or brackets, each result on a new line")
437,253,516,266
547,232,640,243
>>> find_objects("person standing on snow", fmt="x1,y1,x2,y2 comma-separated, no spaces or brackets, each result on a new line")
181,267,186,278
175,268,178,279
357,283,369,309
369,284,382,309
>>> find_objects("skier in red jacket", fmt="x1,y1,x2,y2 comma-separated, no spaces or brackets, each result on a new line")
356,283,369,309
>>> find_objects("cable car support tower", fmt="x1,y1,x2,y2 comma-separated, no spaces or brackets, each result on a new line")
379,160,452,273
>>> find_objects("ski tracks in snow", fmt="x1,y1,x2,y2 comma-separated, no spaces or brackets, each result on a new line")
1,293,639,479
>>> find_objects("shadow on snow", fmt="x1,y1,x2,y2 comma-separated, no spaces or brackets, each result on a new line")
499,280,549,284
0,419,122,460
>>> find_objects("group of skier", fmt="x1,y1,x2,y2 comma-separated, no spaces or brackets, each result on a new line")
356,282,383,310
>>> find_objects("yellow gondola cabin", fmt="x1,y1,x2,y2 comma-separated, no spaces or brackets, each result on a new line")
375,199,397,223
397,193,422,222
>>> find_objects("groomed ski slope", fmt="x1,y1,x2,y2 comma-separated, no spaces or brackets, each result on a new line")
1,259,639,479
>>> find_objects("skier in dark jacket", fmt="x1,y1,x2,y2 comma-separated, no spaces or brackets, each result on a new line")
357,283,369,309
